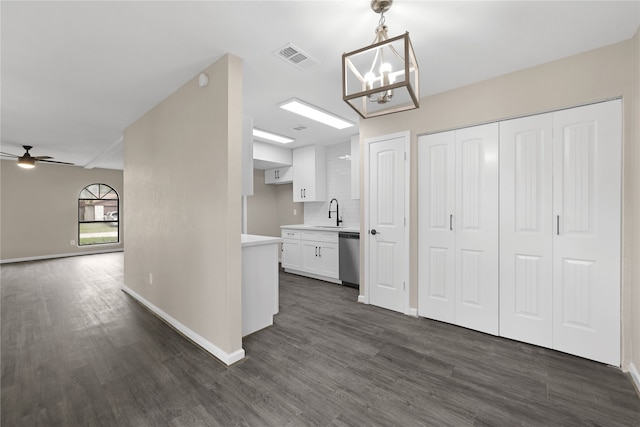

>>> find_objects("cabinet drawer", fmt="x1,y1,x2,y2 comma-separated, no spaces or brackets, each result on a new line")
281,230,300,240
301,231,338,244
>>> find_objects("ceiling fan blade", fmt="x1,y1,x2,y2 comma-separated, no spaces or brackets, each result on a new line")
33,156,54,160
38,159,74,166
0,152,19,158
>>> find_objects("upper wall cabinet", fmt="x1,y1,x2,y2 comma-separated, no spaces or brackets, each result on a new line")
264,166,293,185
293,145,326,202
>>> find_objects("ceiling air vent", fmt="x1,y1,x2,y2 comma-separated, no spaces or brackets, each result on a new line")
274,43,319,71
293,125,307,131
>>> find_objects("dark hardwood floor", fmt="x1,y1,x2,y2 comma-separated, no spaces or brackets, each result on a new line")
2,253,640,426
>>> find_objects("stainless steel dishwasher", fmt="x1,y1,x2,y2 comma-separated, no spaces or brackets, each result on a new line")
339,231,360,288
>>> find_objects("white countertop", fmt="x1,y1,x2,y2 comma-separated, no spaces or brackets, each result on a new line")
241,234,282,248
280,224,360,233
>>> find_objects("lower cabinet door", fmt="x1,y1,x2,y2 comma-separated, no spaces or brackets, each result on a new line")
301,241,321,274
317,243,338,279
282,239,301,270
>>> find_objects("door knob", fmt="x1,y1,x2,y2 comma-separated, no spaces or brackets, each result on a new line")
370,229,379,235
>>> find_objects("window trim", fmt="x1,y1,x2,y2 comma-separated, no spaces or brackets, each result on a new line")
78,183,120,246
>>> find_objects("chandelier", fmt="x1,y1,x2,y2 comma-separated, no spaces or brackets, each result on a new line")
342,0,419,119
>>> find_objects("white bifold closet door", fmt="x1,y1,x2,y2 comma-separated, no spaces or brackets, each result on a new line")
552,101,621,365
418,123,499,335
500,100,621,365
499,113,554,348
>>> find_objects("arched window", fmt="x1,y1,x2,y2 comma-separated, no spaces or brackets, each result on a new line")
78,183,119,246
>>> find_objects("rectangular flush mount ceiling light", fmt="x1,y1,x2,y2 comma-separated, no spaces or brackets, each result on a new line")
279,98,355,130
253,128,294,144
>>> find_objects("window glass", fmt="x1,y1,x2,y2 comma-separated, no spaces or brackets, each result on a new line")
78,183,119,245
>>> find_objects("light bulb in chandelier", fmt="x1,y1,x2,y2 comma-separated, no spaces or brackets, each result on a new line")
364,72,376,91
379,62,392,85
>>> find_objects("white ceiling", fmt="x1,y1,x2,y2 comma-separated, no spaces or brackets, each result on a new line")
2,1,639,170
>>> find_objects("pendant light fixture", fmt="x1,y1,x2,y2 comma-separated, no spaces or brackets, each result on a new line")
342,0,419,119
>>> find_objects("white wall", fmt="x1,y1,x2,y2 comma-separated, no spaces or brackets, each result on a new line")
123,54,243,365
304,141,360,228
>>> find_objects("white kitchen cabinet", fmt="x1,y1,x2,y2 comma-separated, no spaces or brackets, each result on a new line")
264,166,293,185
301,241,338,279
281,229,301,270
281,227,339,283
417,123,499,336
293,145,326,202
241,234,281,337
500,100,621,366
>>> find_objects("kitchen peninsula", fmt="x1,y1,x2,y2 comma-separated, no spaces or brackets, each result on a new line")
241,234,281,336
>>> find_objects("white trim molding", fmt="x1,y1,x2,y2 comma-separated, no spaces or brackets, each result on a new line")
121,285,245,366
357,295,366,304
0,248,124,264
629,363,640,396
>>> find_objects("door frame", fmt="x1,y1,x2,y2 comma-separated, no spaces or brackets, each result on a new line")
362,130,411,315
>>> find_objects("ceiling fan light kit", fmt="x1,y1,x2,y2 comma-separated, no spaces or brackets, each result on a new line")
342,0,419,119
18,156,36,169
0,145,74,169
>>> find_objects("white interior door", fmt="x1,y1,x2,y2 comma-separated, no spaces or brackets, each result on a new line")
499,113,554,348
552,100,621,366
454,124,499,335
367,133,408,313
418,131,455,322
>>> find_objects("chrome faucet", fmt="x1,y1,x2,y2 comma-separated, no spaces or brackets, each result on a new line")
328,198,343,227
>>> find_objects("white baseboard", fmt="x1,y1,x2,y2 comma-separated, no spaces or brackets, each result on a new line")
283,268,342,285
1,248,124,264
357,295,366,304
629,362,640,396
121,285,245,366
407,307,418,317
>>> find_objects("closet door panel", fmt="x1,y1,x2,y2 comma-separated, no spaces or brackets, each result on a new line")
418,132,455,322
454,123,499,335
552,100,621,366
499,114,553,347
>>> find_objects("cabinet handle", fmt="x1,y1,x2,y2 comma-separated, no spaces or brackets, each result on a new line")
301,189,303,199
303,189,306,198
315,246,318,256
319,246,322,257
450,214,453,231
557,215,560,236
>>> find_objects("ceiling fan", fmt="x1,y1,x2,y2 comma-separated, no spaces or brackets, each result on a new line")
0,145,74,169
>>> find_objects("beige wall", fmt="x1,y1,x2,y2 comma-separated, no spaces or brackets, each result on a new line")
247,169,303,237
123,55,243,360
631,27,640,380
0,160,124,261
358,36,639,370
